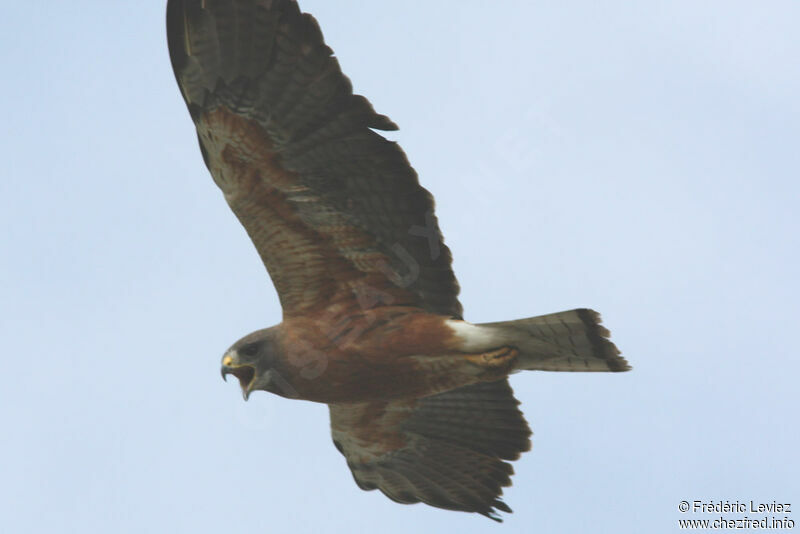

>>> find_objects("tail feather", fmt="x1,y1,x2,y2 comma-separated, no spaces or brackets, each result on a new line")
479,309,630,373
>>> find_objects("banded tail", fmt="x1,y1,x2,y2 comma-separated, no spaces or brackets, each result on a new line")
453,309,630,373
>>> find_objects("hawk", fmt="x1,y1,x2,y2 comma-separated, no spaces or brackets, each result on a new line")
167,0,630,522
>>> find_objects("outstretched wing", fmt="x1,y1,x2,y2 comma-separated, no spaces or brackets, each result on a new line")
329,380,532,521
167,0,461,318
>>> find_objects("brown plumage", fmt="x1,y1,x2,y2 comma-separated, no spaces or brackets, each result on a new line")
167,0,629,522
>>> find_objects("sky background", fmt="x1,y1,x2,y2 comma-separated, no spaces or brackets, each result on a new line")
1,1,798,533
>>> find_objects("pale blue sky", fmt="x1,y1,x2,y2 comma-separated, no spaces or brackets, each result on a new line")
2,2,798,533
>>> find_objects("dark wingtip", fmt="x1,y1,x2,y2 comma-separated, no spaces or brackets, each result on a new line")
493,499,513,514
481,507,506,522
166,0,189,81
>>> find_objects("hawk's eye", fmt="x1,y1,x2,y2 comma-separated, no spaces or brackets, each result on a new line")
239,343,259,357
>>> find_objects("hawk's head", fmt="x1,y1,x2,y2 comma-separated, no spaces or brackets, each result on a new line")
221,327,287,400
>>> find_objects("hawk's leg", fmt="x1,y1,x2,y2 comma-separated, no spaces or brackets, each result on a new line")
464,346,519,371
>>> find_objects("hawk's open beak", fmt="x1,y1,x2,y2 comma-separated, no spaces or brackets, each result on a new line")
220,363,256,401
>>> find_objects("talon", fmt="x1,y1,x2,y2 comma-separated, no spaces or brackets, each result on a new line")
466,347,519,368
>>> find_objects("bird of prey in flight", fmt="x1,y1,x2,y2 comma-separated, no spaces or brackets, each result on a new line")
167,0,629,522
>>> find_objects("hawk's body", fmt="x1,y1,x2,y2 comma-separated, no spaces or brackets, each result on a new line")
251,309,480,403
167,0,629,521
